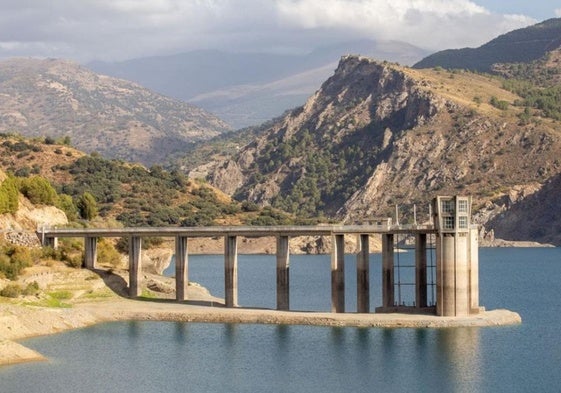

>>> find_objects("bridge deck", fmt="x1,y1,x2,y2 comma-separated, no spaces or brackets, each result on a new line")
37,224,437,238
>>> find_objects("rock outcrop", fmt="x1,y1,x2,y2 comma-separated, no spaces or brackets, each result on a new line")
202,55,561,244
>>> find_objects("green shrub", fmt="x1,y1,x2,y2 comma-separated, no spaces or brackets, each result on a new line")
241,201,260,212
0,176,19,214
23,281,40,296
0,245,34,280
115,237,163,254
57,194,78,221
64,253,83,268
19,176,59,205
77,192,98,220
0,283,22,298
489,96,509,110
97,240,122,267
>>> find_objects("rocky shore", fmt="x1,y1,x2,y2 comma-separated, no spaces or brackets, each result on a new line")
0,298,521,366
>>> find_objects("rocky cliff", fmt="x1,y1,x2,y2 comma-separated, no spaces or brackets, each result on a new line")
202,55,561,243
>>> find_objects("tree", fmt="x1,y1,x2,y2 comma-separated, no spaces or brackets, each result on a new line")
77,192,98,220
19,176,58,205
0,177,19,214
58,194,78,221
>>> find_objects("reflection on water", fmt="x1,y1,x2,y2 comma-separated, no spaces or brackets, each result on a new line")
437,328,482,393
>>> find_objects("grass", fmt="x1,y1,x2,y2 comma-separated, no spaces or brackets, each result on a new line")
23,290,73,308
82,288,115,299
140,289,156,299
24,297,72,308
48,290,73,300
402,66,523,118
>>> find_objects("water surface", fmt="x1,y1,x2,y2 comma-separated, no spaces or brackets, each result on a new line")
1,248,559,393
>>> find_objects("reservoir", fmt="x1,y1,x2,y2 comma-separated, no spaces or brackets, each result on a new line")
1,248,560,392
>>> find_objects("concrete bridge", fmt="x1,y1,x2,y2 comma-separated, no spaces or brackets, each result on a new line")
37,196,481,317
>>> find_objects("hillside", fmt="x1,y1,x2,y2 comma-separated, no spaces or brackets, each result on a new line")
89,40,428,128
0,58,231,166
413,18,561,72
485,172,561,245
0,134,310,233
197,55,561,243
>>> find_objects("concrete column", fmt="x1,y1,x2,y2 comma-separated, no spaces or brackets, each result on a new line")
437,234,456,316
129,236,142,298
469,227,480,314
84,237,98,269
381,233,395,308
455,233,470,316
436,234,442,314
175,236,189,302
331,234,345,313
415,233,427,309
356,234,370,313
276,235,290,311
224,235,238,308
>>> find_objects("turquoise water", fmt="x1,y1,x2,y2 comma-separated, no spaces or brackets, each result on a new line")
1,248,560,393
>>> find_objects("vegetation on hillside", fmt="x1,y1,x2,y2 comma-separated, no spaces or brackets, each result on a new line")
240,128,376,217
169,124,267,172
0,134,296,229
497,54,561,121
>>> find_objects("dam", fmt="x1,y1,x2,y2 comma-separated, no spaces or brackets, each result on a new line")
38,195,481,317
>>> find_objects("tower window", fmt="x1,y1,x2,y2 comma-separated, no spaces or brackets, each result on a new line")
441,200,454,213
444,216,455,229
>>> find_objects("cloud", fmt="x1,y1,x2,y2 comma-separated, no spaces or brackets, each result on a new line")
556,8,561,17
0,0,537,62
275,0,536,50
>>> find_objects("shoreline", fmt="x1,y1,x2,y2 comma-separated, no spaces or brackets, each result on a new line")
0,298,521,367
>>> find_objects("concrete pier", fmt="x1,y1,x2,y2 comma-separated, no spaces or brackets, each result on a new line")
331,234,345,313
381,233,395,309
276,235,290,311
84,237,97,269
356,234,370,313
175,236,189,302
224,235,238,308
469,228,480,314
129,236,142,297
415,233,427,309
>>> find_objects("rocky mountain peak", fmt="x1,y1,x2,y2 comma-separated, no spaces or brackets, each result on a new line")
206,55,453,216
200,52,561,245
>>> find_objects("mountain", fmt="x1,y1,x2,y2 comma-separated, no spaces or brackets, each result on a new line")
196,55,561,243
413,18,561,72
485,172,561,245
0,58,231,166
88,40,429,128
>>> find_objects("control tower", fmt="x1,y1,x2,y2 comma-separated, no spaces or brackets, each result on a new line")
433,196,480,316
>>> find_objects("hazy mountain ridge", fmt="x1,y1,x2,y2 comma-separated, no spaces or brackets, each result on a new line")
89,40,429,128
413,18,561,72
198,54,561,243
0,58,231,166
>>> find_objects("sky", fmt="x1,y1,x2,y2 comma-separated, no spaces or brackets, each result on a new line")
0,0,559,63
